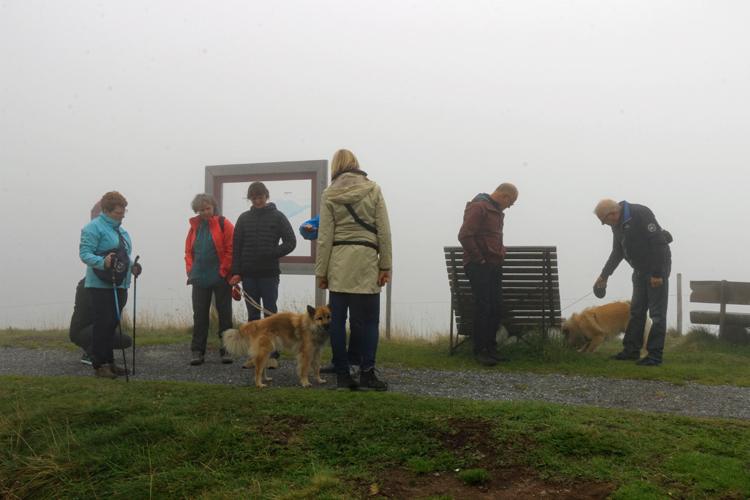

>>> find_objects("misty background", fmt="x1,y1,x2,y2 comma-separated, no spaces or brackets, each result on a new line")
2,1,749,335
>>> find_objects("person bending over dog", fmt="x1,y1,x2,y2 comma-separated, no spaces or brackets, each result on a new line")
594,199,671,367
458,183,518,367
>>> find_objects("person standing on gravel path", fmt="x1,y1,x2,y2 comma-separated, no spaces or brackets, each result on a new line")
594,199,671,367
458,183,518,367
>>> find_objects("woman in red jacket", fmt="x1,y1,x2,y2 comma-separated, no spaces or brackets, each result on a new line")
185,193,235,366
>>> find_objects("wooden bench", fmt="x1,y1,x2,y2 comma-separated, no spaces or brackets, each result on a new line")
689,281,750,336
444,246,563,355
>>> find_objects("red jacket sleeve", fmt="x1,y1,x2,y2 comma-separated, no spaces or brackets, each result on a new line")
457,202,485,263
220,219,234,281
185,226,194,277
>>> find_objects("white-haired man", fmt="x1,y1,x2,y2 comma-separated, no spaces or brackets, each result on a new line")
594,199,671,366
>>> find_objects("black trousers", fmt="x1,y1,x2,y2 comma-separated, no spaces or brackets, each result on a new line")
70,324,132,356
89,287,128,370
191,284,234,354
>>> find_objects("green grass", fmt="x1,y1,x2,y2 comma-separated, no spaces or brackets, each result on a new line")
1,376,750,499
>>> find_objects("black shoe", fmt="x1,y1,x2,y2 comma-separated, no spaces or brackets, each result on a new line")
190,351,204,366
337,372,359,391
635,357,663,367
319,362,336,374
489,349,511,362
474,349,498,367
359,368,388,391
610,351,640,361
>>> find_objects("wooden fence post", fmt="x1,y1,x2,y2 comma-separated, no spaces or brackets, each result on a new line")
676,273,682,336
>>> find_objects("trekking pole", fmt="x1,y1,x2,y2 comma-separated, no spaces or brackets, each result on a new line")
132,255,139,375
111,261,130,383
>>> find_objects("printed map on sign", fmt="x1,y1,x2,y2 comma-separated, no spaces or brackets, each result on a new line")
222,179,314,258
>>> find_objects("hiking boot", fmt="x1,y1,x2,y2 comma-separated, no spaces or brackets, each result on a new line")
109,362,129,376
349,364,361,377
359,368,387,391
610,351,640,361
319,362,336,374
474,349,498,367
337,372,359,391
635,357,663,367
80,352,94,365
266,358,279,369
489,349,511,362
94,365,117,379
220,349,233,365
190,351,204,366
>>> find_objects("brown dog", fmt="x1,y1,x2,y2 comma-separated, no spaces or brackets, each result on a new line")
562,300,651,354
222,304,331,388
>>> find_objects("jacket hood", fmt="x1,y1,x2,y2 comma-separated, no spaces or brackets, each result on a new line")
325,174,377,204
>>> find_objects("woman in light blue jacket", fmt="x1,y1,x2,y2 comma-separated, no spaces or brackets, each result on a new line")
79,191,140,379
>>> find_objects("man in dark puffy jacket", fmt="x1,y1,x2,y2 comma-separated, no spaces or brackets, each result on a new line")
458,183,518,367
594,199,671,367
230,181,296,368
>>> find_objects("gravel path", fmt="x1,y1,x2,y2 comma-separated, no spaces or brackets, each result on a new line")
3,344,749,422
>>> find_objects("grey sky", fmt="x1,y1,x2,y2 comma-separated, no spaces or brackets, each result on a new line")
2,1,749,331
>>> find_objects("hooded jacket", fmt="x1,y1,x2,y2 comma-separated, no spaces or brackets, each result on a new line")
457,193,506,268
600,201,671,279
79,212,133,289
231,202,296,279
316,171,392,294
185,214,234,286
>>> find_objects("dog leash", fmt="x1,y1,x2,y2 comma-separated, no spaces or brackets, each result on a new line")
233,285,274,316
561,292,593,312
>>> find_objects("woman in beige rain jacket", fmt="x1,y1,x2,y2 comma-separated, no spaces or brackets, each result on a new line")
316,149,392,391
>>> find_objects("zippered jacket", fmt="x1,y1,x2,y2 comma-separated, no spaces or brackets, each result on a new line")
232,203,296,278
80,212,133,289
185,214,234,285
458,193,506,268
600,201,671,279
316,172,392,294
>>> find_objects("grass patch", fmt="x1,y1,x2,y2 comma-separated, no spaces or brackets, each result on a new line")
456,468,491,485
1,377,749,499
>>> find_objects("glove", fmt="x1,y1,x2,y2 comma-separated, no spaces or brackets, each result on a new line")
131,263,143,277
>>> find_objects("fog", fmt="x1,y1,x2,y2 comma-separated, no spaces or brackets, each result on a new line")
2,1,749,335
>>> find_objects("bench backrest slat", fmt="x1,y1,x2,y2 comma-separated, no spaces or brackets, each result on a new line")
689,281,750,306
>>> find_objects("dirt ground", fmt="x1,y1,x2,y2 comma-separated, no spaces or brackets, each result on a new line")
368,419,613,500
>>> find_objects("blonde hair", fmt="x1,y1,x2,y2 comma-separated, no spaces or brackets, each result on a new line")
331,149,360,180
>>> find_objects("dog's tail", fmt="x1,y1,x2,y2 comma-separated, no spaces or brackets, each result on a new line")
221,328,253,357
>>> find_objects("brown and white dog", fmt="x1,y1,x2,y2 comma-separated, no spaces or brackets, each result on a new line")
562,300,651,354
222,304,331,388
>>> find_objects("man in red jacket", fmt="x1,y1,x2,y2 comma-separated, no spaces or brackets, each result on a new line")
458,183,518,366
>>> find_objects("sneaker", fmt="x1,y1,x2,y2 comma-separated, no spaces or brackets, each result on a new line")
94,365,117,379
319,362,336,374
337,372,359,391
359,368,388,391
266,358,279,369
610,351,640,361
474,349,498,367
80,353,94,365
635,357,663,367
109,362,129,376
220,349,233,365
349,364,361,377
489,349,511,362
190,351,204,366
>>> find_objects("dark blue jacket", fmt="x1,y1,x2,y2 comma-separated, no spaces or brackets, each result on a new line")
601,201,671,279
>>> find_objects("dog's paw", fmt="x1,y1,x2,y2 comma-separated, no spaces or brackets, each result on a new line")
301,380,312,388
256,383,267,389
262,376,273,382
316,377,326,384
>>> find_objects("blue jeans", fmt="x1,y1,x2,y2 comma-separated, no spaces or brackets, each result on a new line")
330,292,379,373
242,277,280,359
464,262,503,354
88,287,128,370
623,271,669,361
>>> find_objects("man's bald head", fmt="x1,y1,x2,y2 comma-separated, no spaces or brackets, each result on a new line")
594,199,621,226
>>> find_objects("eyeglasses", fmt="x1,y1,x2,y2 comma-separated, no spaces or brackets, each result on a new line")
112,209,128,216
